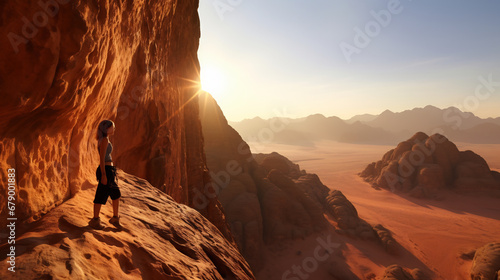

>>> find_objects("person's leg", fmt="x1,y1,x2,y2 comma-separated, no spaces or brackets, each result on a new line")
107,167,121,227
90,202,105,229
109,167,120,218
109,197,121,227
93,203,102,218
112,198,119,217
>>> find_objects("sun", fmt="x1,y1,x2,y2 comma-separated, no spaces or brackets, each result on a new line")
200,65,226,100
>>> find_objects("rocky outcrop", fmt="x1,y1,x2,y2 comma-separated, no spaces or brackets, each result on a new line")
0,0,231,238
381,265,429,280
373,224,399,255
325,190,370,236
199,92,329,270
0,169,254,279
470,243,500,280
360,132,500,198
324,190,399,255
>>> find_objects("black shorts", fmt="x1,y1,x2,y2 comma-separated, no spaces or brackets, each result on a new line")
93,165,121,204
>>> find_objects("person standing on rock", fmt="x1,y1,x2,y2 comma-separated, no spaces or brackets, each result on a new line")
89,120,121,229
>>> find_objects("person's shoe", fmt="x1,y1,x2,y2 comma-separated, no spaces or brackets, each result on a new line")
109,216,121,227
89,217,104,230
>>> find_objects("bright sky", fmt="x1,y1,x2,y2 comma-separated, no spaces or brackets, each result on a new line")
198,0,500,122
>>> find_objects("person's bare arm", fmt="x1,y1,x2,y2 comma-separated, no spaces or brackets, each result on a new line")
99,139,108,185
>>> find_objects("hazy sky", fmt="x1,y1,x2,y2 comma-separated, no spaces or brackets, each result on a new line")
197,0,500,121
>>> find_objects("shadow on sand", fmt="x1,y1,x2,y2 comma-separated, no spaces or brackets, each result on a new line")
385,189,500,221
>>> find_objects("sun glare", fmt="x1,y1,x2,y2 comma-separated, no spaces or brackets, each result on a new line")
200,66,226,100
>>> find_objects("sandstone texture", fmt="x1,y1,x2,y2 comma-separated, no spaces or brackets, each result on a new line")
0,169,254,279
360,132,500,198
0,0,232,238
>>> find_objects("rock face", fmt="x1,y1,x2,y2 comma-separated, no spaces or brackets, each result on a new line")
360,132,500,198
0,0,231,238
470,243,500,280
325,190,369,235
0,169,255,279
324,190,399,255
199,92,330,270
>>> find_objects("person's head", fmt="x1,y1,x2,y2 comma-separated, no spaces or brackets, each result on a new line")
96,120,115,141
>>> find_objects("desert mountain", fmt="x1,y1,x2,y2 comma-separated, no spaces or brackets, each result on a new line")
230,114,397,146
360,132,500,198
230,105,500,145
345,113,379,124
357,105,500,133
441,123,500,144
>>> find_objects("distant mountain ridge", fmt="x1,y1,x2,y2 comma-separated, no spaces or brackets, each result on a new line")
229,106,500,145
354,105,500,133
345,113,378,124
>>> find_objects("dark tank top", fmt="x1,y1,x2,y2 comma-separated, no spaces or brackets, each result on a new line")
98,139,113,162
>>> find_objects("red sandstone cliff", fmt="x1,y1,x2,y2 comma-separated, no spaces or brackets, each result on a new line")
0,1,252,279
0,0,229,235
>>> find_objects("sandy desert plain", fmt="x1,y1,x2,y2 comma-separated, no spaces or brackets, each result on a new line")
250,140,500,280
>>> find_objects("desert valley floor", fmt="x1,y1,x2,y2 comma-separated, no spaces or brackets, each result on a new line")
251,140,500,280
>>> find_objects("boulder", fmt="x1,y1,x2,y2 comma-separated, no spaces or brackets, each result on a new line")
470,243,500,280
381,265,430,280
361,132,500,198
